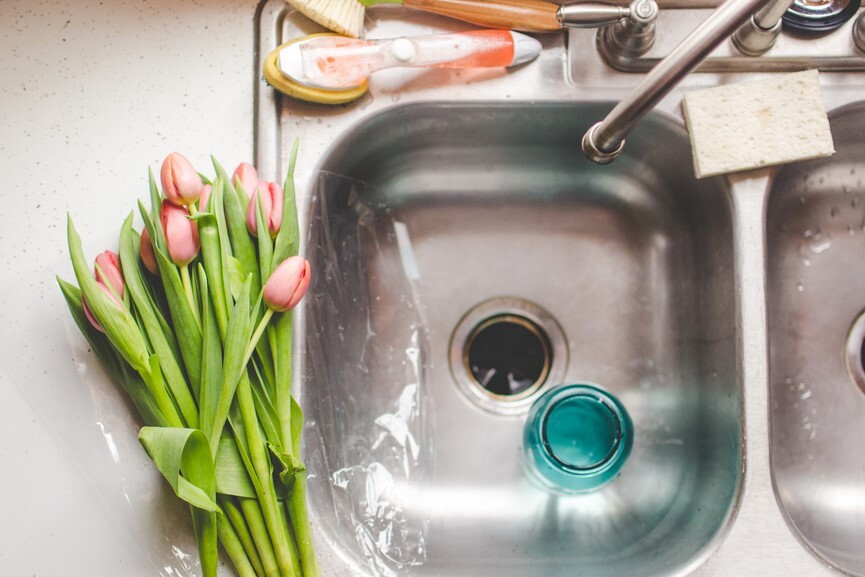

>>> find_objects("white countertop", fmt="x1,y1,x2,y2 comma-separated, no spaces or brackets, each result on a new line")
0,1,261,575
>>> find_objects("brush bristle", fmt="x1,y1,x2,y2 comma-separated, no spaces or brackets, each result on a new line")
285,0,365,38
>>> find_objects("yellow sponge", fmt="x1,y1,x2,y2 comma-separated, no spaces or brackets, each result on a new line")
682,70,835,178
263,33,369,105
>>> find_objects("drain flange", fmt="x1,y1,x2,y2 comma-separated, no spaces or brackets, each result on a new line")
449,297,568,416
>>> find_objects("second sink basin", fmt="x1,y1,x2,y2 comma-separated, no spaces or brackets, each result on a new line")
766,101,865,576
299,102,742,577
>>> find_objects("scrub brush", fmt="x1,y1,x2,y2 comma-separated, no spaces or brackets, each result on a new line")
264,30,542,104
284,0,619,38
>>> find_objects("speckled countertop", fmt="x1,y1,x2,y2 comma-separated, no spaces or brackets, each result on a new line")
0,1,261,575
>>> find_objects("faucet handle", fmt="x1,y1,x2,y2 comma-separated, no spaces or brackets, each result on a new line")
557,0,653,28
598,0,660,58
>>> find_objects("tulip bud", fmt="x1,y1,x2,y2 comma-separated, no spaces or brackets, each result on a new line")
232,162,259,198
94,250,124,299
139,228,158,275
263,256,311,312
161,152,201,206
83,281,124,333
198,183,212,212
246,181,283,238
160,200,200,266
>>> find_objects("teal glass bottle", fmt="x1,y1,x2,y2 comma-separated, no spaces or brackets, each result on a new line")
523,383,633,494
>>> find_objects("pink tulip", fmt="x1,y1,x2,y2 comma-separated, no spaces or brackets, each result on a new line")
246,181,283,238
160,200,200,266
83,281,124,333
139,228,158,275
94,250,124,299
198,183,212,212
161,152,201,206
232,162,259,198
263,256,311,312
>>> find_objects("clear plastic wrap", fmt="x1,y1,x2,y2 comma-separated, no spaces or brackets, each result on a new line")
301,171,433,577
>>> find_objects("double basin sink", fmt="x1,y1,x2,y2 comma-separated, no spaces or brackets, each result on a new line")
255,1,865,575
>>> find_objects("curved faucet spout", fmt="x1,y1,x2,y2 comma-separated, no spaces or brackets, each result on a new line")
582,0,775,164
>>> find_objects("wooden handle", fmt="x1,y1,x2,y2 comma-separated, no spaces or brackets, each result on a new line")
403,0,562,32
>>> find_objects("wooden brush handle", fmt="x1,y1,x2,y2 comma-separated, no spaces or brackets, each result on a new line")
403,0,562,32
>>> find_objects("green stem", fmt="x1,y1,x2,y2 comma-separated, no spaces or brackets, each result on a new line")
191,506,219,577
288,476,321,577
141,367,184,428
180,264,202,328
221,496,267,577
217,508,259,577
244,308,274,368
239,497,281,577
237,374,297,577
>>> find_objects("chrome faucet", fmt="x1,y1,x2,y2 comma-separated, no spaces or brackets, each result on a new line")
581,0,779,164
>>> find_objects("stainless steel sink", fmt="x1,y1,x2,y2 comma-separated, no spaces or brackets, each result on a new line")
297,102,740,577
766,101,865,576
254,0,865,575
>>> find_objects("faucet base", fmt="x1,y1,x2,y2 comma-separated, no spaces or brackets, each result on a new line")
582,122,625,164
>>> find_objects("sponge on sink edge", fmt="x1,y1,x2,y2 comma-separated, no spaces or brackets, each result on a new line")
681,69,835,179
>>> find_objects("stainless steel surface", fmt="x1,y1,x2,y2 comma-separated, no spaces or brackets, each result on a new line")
582,0,774,161
731,14,783,56
855,11,865,50
765,101,865,577
597,6,865,71
597,0,659,59
302,101,740,577
557,1,629,28
756,0,798,27
732,0,795,58
255,0,865,575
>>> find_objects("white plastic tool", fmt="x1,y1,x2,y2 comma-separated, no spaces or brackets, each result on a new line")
277,30,542,90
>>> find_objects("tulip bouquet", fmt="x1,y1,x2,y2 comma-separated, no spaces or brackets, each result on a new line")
57,145,319,577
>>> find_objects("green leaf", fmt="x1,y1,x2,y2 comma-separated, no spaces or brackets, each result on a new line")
67,216,151,375
57,277,168,428
197,179,229,335
147,169,167,251
226,256,246,302
273,310,293,449
272,137,301,269
215,435,257,499
248,362,280,449
290,396,304,458
138,427,220,513
209,279,253,444
120,214,199,428
213,182,235,323
214,158,260,301
155,247,203,394
197,265,223,455
255,192,274,283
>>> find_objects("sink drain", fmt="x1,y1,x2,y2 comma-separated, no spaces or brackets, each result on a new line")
449,297,568,416
845,310,865,395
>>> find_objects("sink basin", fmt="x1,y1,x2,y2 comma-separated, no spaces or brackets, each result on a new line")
766,101,865,575
298,102,742,577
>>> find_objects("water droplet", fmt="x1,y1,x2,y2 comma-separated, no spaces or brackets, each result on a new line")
391,92,401,103
802,228,832,255
796,282,805,292
830,206,840,218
